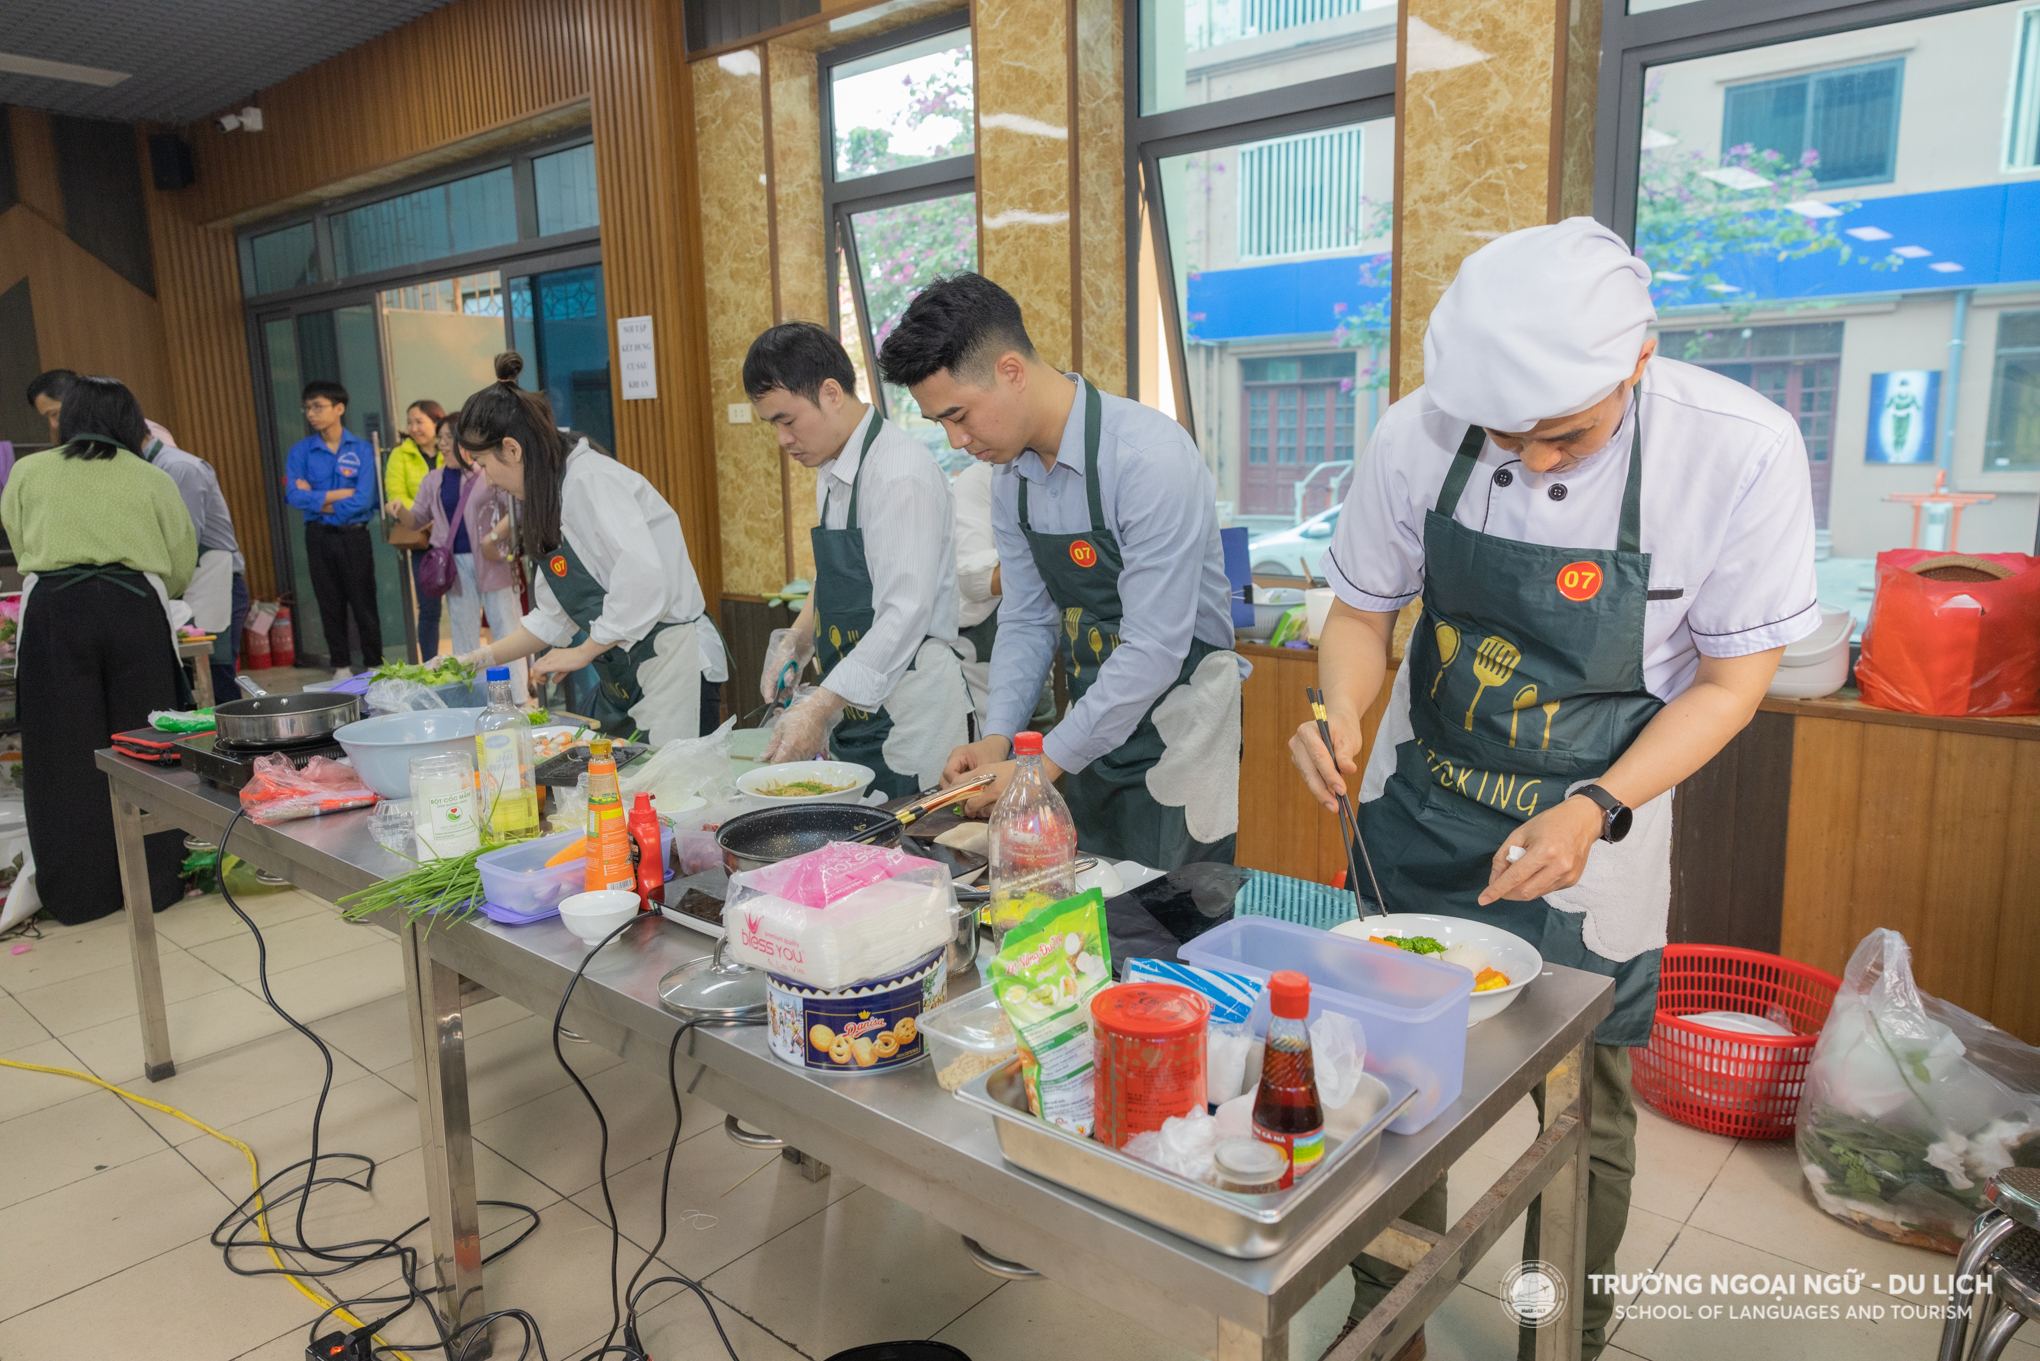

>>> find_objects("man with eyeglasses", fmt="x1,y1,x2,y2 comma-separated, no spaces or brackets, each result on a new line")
285,380,384,676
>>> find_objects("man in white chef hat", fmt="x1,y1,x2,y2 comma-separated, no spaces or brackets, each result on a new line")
1293,217,1818,1360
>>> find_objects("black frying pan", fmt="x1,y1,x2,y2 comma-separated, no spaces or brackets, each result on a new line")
212,678,362,746
715,772,998,874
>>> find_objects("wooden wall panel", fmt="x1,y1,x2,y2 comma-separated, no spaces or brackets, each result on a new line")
1778,717,1866,977
171,0,592,228
587,0,723,604
1666,709,1793,954
1991,741,2040,1043
8,108,64,226
1915,731,2016,1019
0,206,172,428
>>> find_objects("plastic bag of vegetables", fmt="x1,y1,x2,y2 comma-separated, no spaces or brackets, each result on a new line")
1795,928,2040,1254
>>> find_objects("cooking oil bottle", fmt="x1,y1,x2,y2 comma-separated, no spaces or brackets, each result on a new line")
474,666,540,843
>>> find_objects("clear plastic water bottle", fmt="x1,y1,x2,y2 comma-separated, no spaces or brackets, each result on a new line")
988,731,1077,945
474,665,539,844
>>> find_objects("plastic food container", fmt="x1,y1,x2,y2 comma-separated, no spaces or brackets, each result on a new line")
1091,982,1209,1148
1182,916,1470,1133
920,985,1019,1091
764,946,948,1074
1766,607,1855,699
475,822,675,922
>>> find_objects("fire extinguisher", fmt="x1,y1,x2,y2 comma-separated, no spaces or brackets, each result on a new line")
268,608,296,668
243,619,272,670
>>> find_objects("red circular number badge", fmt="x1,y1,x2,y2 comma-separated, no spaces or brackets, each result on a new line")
1555,561,1603,602
1069,539,1098,568
549,554,568,577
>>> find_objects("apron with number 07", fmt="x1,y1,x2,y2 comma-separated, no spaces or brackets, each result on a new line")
1357,406,1664,1045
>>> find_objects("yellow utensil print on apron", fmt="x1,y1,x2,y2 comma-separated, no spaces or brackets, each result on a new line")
1088,626,1104,663
828,624,842,652
1463,636,1521,730
1508,683,1538,746
1429,622,1460,699
1063,607,1082,644
1540,700,1560,750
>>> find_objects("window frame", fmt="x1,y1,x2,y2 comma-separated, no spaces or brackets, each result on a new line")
2007,4,2040,171
1719,57,1906,189
1123,3,1394,434
819,12,977,419
1984,308,2040,468
234,124,600,306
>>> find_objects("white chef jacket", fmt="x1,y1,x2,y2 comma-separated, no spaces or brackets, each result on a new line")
814,407,960,710
951,459,999,630
523,442,728,682
1327,358,1819,963
1326,357,1820,701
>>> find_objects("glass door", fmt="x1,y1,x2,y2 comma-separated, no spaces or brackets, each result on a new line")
257,302,410,669
506,262,613,451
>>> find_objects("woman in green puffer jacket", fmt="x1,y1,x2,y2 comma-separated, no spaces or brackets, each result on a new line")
383,399,445,658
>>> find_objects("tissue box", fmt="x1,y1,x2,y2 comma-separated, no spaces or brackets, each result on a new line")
724,844,958,990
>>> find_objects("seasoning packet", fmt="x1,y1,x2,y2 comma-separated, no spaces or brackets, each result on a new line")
988,888,1112,1135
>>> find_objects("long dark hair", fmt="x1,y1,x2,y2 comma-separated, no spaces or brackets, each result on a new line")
57,375,147,461
457,352,564,557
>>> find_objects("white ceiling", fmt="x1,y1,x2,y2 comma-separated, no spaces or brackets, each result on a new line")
0,0,458,125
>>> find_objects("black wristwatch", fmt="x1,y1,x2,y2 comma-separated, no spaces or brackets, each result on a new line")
1570,783,1632,843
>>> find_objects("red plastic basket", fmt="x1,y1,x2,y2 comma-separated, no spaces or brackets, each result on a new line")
1630,945,1841,1139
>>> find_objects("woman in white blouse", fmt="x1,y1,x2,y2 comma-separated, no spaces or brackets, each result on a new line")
455,353,727,745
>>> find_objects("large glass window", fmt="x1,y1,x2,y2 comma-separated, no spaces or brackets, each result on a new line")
508,264,613,453
1155,115,1393,536
332,167,518,278
830,30,973,181
1986,310,2040,469
1621,0,2040,581
380,271,507,421
825,21,977,464
533,142,600,236
246,222,319,296
1140,0,1397,115
2009,7,2040,170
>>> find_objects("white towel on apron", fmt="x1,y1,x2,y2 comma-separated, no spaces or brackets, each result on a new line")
628,617,708,748
879,638,973,792
184,549,236,635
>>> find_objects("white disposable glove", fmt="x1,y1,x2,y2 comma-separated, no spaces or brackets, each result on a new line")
761,689,840,764
458,645,495,669
759,626,816,705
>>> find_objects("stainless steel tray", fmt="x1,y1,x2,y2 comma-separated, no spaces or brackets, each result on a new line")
957,1059,1416,1258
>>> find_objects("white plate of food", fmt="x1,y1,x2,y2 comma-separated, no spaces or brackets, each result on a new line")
1329,912,1542,1027
736,760,875,806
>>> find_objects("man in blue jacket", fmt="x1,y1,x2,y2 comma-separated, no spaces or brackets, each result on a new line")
285,380,384,675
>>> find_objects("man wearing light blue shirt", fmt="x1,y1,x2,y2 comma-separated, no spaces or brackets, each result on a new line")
283,380,383,674
884,274,1242,869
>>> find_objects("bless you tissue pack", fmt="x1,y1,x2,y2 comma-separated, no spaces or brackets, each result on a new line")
724,842,958,991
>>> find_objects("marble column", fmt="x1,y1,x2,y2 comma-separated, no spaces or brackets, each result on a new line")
1391,0,1599,397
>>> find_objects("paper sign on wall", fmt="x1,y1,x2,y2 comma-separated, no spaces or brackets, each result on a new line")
618,316,658,400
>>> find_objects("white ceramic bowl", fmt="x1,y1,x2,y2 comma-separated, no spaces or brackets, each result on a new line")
1329,911,1542,1027
332,708,485,798
557,890,642,947
737,760,874,806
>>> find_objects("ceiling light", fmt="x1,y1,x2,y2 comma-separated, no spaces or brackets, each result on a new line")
1845,226,1892,241
1654,271,1691,281
1785,199,1843,218
0,51,130,87
1705,282,1742,293
1891,245,1932,258
1928,262,1965,273
1701,167,1773,191
1640,128,1678,150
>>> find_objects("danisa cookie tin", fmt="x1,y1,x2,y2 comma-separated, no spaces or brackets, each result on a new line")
765,946,949,1074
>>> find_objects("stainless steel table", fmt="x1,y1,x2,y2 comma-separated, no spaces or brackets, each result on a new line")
98,749,1611,1361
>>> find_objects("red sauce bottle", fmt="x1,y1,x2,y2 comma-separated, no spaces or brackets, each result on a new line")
1252,970,1325,1189
626,792,664,911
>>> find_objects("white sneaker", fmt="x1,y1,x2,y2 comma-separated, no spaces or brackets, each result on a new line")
333,667,353,681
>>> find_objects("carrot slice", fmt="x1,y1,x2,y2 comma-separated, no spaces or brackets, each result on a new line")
544,836,587,867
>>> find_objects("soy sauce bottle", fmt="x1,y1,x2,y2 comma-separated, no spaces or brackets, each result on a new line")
1252,970,1325,1189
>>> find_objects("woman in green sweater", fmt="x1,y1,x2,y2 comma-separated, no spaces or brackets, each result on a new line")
1,375,197,925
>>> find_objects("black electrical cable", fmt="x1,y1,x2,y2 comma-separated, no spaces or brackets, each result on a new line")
205,808,545,1358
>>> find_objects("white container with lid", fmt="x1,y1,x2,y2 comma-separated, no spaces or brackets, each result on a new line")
1766,608,1854,700
919,984,1019,1091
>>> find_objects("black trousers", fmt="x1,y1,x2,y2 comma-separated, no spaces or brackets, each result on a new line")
410,550,442,660
21,577,187,925
208,571,250,702
305,522,383,669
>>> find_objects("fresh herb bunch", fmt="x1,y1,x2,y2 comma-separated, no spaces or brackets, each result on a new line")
369,656,478,686
338,845,487,928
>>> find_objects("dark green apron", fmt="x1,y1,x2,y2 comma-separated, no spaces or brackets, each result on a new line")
531,536,683,737
811,412,941,800
958,604,998,677
1357,408,1662,1045
1016,379,1235,870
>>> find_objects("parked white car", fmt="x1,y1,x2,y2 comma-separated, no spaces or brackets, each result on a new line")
1248,504,1341,578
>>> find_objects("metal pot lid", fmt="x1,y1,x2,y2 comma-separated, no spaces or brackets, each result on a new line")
659,941,767,1020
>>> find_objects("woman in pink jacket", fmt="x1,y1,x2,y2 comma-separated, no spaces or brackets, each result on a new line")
407,421,528,700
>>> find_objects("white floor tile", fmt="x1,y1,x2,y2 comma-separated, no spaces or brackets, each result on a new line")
1628,1099,1738,1223
150,888,328,950
475,1055,726,1201
0,916,150,992
235,937,405,1025
382,1011,623,1126
61,985,301,1084
174,1071,424,1200
702,1185,1003,1358
0,1146,232,1318
12,945,238,1037
937,1277,1203,1360
308,990,417,1074
0,1088,164,1210
187,909,396,983
613,1278,810,1361
111,1024,373,1147
0,992,52,1050
0,1036,104,1121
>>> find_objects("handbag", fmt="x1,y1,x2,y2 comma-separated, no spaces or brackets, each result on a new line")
416,472,480,599
387,518,431,550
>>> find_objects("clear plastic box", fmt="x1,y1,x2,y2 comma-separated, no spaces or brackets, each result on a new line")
476,822,674,921
920,984,1019,1092
1181,916,1470,1133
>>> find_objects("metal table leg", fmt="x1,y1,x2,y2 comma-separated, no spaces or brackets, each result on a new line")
1532,1039,1592,1361
1218,1316,1289,1360
111,789,175,1081
401,923,488,1351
